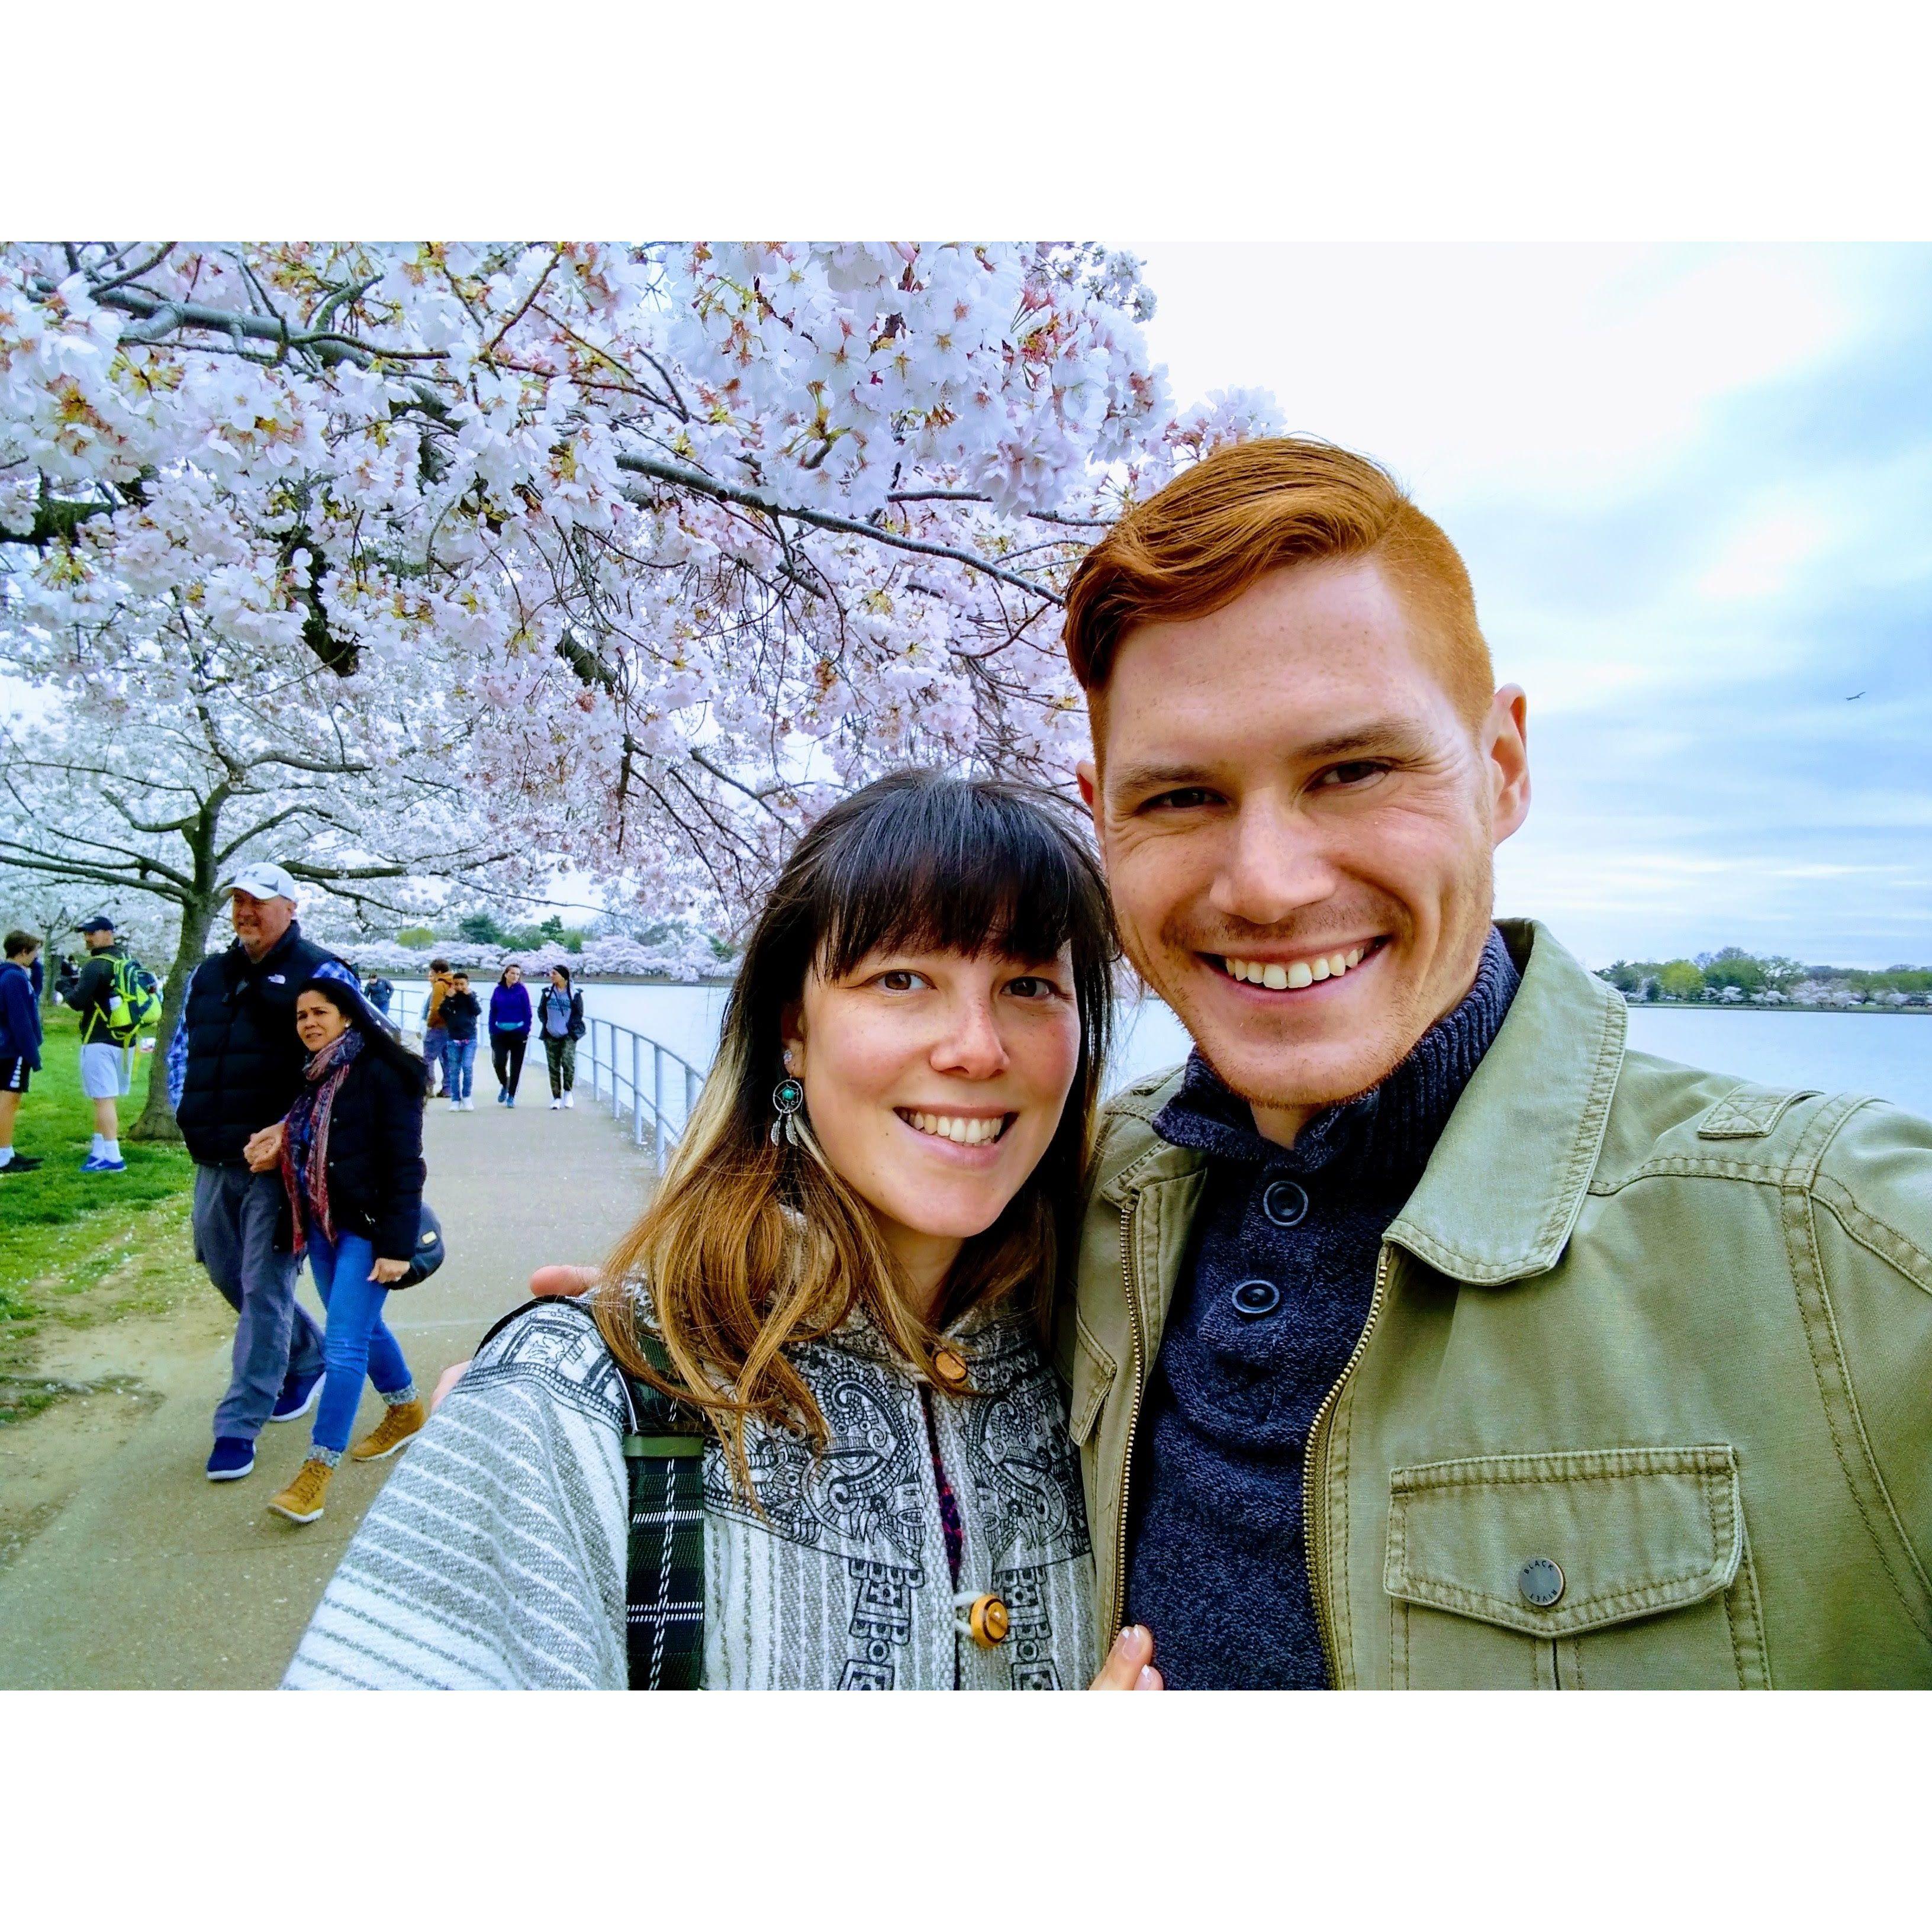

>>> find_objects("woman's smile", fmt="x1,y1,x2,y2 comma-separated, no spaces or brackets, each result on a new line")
893,1106,1017,1152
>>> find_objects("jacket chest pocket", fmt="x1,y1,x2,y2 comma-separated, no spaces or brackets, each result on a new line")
1384,1446,1769,1689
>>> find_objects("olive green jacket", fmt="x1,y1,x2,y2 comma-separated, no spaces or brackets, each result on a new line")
1061,921,1932,1688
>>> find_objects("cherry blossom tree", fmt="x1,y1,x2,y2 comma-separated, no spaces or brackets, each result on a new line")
1,243,1279,926
0,631,533,1138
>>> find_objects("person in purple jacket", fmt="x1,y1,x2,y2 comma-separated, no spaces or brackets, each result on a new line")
488,962,533,1107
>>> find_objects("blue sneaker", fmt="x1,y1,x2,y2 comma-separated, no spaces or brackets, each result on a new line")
80,1155,128,1173
269,1367,324,1424
206,1437,256,1481
506,1096,516,1108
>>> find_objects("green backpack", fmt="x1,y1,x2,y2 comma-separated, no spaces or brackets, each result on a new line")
103,954,162,1044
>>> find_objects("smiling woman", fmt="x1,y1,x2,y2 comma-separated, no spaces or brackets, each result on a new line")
597,768,1117,1483
285,771,1148,1690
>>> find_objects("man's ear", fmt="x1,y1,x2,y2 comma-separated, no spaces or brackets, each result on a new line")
1077,759,1099,819
1487,685,1531,845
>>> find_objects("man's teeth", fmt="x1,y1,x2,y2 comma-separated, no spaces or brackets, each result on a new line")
1222,947,1367,990
901,1111,1008,1146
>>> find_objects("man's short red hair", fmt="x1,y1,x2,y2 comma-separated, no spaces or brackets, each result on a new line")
1062,438,1495,724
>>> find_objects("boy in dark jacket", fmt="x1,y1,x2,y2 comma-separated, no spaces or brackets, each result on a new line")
439,973,481,1110
0,930,44,1173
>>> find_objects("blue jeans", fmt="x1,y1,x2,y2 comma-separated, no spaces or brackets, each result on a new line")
447,1038,476,1101
306,1226,414,1456
421,1027,448,1094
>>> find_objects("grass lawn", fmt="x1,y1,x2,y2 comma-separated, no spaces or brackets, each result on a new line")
0,1009,202,1421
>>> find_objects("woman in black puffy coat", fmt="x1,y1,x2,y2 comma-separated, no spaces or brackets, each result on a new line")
257,976,430,1525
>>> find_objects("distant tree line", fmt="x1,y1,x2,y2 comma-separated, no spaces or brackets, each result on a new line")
1596,948,1932,1008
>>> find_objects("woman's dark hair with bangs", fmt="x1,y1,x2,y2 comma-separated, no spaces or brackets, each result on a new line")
595,770,1118,1489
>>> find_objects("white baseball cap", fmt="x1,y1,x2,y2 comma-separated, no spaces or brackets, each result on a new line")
229,861,300,903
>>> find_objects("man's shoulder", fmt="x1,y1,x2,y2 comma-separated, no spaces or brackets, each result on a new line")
1595,1045,1932,1244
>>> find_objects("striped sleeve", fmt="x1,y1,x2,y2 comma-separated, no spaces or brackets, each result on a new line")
283,1304,631,1690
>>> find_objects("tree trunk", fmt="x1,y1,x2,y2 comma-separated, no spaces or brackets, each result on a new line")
127,892,218,1143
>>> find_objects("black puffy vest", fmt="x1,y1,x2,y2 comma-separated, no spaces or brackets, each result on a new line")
174,922,344,1166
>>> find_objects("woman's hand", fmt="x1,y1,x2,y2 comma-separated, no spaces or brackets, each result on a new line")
368,1257,411,1284
1089,1624,1164,1690
243,1121,284,1173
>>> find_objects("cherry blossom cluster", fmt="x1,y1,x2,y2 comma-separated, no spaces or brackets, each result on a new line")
1,242,1280,926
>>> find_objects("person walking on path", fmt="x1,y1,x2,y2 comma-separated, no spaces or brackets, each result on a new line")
0,929,45,1174
536,964,584,1110
418,959,454,1096
363,975,394,1020
168,862,361,1482
439,973,481,1112
488,963,532,1106
256,978,428,1527
57,915,140,1173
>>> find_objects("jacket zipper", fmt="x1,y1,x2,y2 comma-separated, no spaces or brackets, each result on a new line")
1110,1197,1148,1635
1302,1244,1391,1688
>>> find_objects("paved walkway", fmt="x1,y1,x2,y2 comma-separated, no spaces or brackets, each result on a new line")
0,1085,655,1688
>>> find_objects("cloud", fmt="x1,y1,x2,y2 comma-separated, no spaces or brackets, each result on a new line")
1139,242,1932,965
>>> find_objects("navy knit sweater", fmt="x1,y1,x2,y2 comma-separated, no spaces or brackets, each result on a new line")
1125,929,1521,1689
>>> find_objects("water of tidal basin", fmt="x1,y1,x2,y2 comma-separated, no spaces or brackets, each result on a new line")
400,981,1932,1123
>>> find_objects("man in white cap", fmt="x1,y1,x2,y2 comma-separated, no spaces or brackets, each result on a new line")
167,862,363,1482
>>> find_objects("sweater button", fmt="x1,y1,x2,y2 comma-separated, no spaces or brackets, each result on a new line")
1231,1278,1281,1318
1519,1557,1565,1608
932,1348,969,1390
1263,1179,1309,1227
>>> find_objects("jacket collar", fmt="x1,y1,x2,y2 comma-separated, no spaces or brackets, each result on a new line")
1382,920,1625,1285
1098,921,1625,1287
223,919,304,985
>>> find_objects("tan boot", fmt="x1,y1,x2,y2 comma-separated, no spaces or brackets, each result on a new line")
269,1458,332,1524
350,1398,426,1463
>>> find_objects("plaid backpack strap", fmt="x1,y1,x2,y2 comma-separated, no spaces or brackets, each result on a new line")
619,1334,707,1691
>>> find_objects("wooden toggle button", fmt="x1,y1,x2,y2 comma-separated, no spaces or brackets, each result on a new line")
932,1348,969,1390
955,1591,1010,1647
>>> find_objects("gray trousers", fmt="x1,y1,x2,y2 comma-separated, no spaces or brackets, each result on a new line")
193,1163,325,1441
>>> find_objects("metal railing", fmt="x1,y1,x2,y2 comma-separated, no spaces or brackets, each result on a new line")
383,983,706,1175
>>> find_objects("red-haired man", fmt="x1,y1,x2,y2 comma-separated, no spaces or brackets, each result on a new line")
1066,437,1932,1689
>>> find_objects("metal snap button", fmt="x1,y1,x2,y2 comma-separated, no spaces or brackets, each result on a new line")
1231,1278,1281,1318
1263,1179,1309,1228
1518,1557,1565,1608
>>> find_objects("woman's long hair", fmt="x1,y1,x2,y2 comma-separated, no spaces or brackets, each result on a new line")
594,771,1118,1490
294,976,431,1099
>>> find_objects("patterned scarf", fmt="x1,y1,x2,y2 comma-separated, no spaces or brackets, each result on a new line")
281,1025,362,1255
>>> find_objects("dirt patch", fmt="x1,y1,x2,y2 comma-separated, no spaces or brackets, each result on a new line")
0,1198,234,1567
0,1379,163,1571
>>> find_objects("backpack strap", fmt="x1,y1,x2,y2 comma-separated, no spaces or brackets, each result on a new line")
618,1332,707,1691
472,1296,708,1690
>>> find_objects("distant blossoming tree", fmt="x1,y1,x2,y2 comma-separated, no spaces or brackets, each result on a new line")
0,639,532,1137
1,242,1278,923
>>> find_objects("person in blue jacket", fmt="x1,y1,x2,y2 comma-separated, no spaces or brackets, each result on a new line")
0,929,45,1173
488,962,533,1107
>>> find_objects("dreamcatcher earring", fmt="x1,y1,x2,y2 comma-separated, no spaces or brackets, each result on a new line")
770,1072,806,1147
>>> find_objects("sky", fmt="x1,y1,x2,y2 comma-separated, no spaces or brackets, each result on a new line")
1134,243,1932,970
